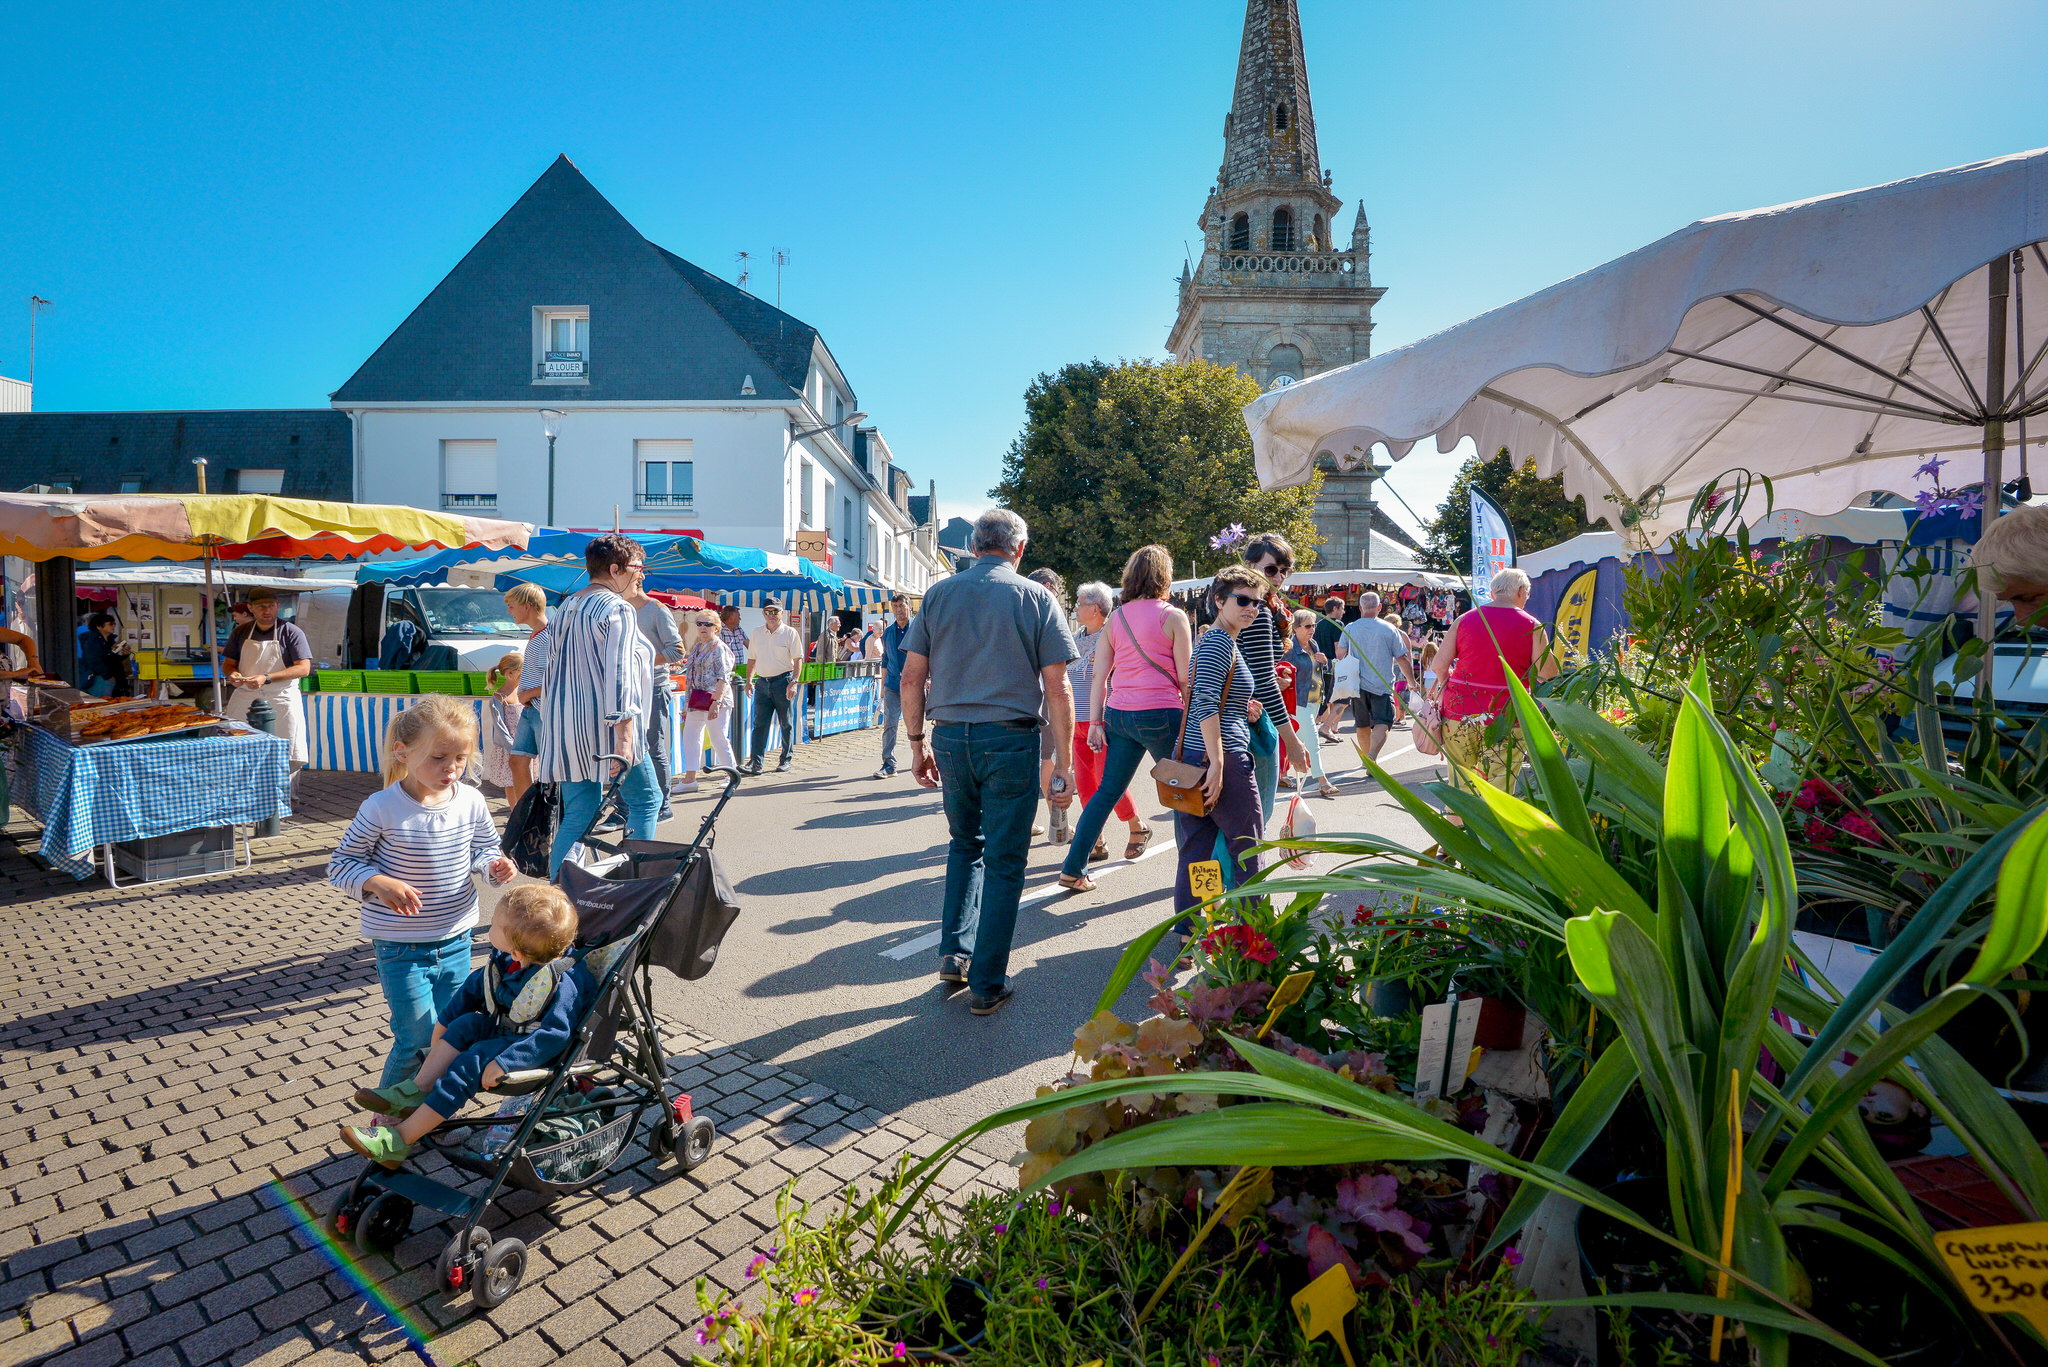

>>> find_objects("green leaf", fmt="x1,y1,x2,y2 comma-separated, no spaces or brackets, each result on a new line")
1976,810,2048,985
1783,805,2046,1097
1539,1295,1887,1367
1505,671,1599,851
1040,1106,1448,1185
1091,908,1190,1018
1489,1041,1638,1250
1542,700,1667,823
1467,779,1657,934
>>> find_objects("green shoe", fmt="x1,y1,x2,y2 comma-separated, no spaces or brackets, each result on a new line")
341,1123,414,1169
353,1079,426,1117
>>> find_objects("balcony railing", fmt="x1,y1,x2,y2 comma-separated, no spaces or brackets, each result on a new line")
635,493,695,511
1215,251,1356,279
442,493,498,510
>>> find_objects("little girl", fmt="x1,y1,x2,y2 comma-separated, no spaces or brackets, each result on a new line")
329,694,516,1092
484,652,524,805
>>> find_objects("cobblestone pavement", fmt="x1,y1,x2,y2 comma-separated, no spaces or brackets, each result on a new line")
0,767,1009,1367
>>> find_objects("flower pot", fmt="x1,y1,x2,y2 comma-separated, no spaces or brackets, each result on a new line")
1576,1177,1966,1366
1365,978,1414,1018
858,1277,987,1360
1888,949,2048,1092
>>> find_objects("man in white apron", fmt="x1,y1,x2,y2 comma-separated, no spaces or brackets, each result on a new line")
223,587,311,768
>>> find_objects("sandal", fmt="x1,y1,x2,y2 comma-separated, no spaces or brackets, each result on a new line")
1058,873,1097,893
1088,840,1110,863
1318,779,1340,799
1124,826,1155,861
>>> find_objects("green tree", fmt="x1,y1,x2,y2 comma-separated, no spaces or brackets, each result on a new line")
990,358,1323,588
1422,447,1594,575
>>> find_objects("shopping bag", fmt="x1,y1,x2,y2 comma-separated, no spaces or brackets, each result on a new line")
1279,794,1319,871
1411,698,1443,757
501,780,561,877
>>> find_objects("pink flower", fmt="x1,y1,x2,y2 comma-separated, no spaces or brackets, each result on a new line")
1503,1245,1524,1267
892,1344,908,1360
1335,1174,1432,1256
791,1286,821,1307
1838,812,1882,846
744,1250,777,1279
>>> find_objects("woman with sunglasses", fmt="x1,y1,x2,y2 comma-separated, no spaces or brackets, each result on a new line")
1171,563,1269,922
676,612,738,793
1238,533,1312,822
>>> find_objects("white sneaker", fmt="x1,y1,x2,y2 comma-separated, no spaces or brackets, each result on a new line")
673,779,700,794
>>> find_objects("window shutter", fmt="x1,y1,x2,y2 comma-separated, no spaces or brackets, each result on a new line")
443,440,497,496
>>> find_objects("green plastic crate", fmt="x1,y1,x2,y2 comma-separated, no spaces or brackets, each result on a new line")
317,670,365,693
363,670,416,694
464,671,495,696
413,671,469,696
798,662,826,684
299,675,317,693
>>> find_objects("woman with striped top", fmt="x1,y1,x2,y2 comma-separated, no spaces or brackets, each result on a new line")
1238,533,1311,823
329,695,516,1089
534,535,660,875
1171,563,1268,919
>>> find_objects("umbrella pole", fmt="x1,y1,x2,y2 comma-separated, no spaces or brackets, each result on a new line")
204,546,224,713
1979,253,2011,657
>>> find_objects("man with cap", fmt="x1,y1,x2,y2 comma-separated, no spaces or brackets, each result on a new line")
222,587,312,770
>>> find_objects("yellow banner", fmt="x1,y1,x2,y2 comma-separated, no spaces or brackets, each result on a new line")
1551,567,1598,666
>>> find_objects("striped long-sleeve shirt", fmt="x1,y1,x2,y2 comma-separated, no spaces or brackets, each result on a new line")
534,588,652,785
329,782,501,942
1234,605,1289,727
1182,629,1252,765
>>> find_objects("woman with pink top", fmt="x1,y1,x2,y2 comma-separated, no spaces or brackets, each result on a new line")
1428,567,1557,790
1058,545,1191,892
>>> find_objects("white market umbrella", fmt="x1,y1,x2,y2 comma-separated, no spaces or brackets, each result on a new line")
1246,147,2048,639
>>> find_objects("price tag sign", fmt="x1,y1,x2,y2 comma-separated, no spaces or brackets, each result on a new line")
1290,1264,1360,1367
1187,859,1224,902
1936,1223,2048,1336
1257,971,1316,1040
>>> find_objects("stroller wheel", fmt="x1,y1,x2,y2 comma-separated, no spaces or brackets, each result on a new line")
438,1226,490,1294
472,1238,528,1309
353,1191,413,1257
671,1116,716,1171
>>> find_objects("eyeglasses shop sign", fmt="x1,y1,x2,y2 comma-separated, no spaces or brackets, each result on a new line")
544,351,585,378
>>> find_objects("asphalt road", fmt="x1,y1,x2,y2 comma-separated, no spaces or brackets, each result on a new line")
644,721,1446,1153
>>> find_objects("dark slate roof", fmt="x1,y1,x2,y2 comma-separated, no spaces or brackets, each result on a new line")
332,156,825,405
1371,506,1420,550
0,410,352,500
938,516,974,553
906,493,934,527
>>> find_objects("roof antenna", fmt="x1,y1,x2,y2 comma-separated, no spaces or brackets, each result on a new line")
773,250,790,310
734,251,751,292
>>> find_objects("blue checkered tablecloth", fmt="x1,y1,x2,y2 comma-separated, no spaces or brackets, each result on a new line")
5,722,292,879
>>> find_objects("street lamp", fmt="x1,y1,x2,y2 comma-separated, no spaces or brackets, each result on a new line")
790,411,866,442
540,409,565,525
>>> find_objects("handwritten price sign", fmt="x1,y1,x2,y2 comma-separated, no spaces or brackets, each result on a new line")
1936,1222,2048,1336
1187,859,1224,902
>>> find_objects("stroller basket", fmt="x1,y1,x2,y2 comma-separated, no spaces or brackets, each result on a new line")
512,1108,635,1189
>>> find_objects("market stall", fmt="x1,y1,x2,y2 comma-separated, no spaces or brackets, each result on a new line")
0,492,529,882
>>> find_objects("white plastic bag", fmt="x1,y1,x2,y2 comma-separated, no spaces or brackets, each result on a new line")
1332,656,1361,700
1279,795,1318,871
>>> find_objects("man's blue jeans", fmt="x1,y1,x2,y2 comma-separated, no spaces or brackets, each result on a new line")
750,673,795,765
373,932,475,1086
1061,706,1182,880
549,750,662,876
932,722,1040,998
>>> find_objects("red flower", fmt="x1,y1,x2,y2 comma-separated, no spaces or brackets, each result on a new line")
1837,812,1882,846
1200,923,1277,965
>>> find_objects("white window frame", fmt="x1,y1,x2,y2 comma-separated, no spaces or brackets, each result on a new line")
532,306,590,385
439,440,498,510
635,439,694,512
234,468,286,495
799,460,815,528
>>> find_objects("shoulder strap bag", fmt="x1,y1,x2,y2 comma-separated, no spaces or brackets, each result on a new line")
1113,606,1183,691
1151,639,1235,818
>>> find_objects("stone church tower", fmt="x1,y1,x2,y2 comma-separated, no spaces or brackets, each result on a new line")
1167,0,1392,570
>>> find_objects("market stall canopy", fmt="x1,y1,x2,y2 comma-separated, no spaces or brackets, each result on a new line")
0,492,530,562
1245,147,2048,546
74,565,354,593
1172,566,1462,595
1515,506,1913,578
357,529,766,586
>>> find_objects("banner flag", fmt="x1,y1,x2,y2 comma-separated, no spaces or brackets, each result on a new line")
1469,488,1517,604
1550,566,1599,665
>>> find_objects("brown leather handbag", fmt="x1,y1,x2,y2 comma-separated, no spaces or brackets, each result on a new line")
1152,641,1235,818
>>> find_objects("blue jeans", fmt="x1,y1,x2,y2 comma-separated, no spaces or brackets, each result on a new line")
1061,706,1182,880
423,1014,528,1119
932,722,1041,997
374,932,476,1087
549,750,662,876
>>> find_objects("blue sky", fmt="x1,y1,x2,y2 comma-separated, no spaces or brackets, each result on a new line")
4,0,2043,539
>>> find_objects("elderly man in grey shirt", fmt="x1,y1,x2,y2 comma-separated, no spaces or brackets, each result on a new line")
902,508,1078,1016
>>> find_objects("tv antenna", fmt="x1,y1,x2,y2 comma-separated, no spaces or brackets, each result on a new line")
773,250,790,309
734,251,751,292
28,296,52,387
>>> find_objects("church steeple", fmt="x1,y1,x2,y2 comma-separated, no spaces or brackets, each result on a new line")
1221,0,1322,190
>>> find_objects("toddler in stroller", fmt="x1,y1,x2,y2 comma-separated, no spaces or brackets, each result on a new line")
341,884,596,1167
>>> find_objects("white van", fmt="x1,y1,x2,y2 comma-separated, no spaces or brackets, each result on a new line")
294,583,539,674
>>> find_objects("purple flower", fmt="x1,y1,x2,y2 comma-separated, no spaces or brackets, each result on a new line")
791,1286,821,1307
1503,1245,1524,1268
1046,1199,1062,1216
744,1251,776,1279
1209,523,1247,551
1256,1239,1271,1254
1915,456,1949,481
1035,1278,1048,1289
992,1223,1007,1235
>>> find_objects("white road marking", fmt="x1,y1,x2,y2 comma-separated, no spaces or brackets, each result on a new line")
878,840,1173,958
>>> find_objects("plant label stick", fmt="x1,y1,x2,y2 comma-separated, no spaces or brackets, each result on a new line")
1291,1264,1360,1367
1413,999,1481,1100
1711,1070,1742,1362
1187,859,1224,902
1256,971,1315,1040
1934,1223,2048,1340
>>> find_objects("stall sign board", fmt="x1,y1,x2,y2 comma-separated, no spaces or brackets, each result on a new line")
1936,1223,2048,1336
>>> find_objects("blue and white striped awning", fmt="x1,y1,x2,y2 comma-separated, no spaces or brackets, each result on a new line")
715,584,897,610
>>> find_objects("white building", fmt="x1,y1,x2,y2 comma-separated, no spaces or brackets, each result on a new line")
333,155,937,596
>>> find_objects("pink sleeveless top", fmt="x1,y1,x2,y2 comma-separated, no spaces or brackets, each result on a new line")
1105,599,1184,713
1442,604,1543,721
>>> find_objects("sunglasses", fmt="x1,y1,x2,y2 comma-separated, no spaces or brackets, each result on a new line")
1220,592,1261,609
